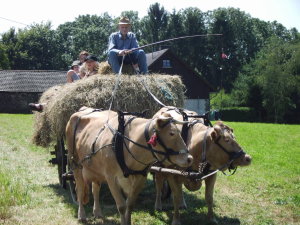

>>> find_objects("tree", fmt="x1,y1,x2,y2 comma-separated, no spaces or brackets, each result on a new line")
175,8,206,73
1,23,63,70
233,36,300,123
1,28,18,69
141,2,168,50
56,13,114,63
0,43,10,69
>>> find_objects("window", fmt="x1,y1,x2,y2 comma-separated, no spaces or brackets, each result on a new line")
162,60,172,68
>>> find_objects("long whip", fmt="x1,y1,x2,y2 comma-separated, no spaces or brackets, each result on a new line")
131,33,223,52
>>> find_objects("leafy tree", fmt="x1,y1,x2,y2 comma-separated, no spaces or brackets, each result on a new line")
141,2,168,50
0,43,10,69
233,37,300,123
56,13,114,63
2,23,63,70
175,8,206,74
1,28,18,69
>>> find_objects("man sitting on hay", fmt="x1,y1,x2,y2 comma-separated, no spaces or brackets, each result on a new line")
108,16,148,74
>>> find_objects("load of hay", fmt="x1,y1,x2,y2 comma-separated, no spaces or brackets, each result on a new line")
32,73,186,148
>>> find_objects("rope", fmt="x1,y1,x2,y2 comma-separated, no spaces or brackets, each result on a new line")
106,55,126,124
127,53,167,107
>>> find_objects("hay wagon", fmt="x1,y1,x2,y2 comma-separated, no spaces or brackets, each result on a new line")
50,138,78,201
32,74,191,201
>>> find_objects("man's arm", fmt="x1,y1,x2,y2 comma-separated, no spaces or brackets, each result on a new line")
108,33,120,53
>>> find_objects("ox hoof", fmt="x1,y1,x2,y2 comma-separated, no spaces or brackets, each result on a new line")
154,203,163,211
171,220,181,225
78,218,87,222
155,206,163,211
93,212,103,219
179,204,187,210
207,218,218,225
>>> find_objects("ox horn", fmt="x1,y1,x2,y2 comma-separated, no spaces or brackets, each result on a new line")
172,118,190,124
158,115,173,121
158,116,188,124
158,116,190,125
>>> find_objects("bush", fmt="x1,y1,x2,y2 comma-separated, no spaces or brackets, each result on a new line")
210,89,237,109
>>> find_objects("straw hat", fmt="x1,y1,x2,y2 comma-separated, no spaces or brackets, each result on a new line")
118,17,131,25
71,60,80,69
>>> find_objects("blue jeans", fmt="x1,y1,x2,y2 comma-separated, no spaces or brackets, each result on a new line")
108,49,148,74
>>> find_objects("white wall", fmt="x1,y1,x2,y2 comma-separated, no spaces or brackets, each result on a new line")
183,99,209,115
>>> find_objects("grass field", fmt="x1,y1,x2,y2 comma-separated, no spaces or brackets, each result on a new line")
0,114,299,225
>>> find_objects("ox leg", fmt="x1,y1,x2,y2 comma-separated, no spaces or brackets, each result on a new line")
205,174,218,224
154,172,164,210
106,178,127,225
92,182,103,218
74,169,89,221
125,176,146,225
168,176,184,225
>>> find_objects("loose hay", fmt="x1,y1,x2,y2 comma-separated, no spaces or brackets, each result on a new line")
98,61,135,75
32,74,186,148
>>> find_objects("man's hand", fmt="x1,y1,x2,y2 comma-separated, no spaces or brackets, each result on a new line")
118,49,132,56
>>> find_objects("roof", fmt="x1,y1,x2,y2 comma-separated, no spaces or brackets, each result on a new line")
146,49,215,92
0,70,66,92
146,49,168,67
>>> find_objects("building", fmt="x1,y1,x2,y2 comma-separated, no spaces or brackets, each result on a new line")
0,70,66,113
146,49,214,114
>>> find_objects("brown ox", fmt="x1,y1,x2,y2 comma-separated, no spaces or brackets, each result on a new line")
65,107,193,225
153,107,252,225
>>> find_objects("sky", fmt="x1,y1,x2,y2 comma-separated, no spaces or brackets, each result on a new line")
1,0,300,34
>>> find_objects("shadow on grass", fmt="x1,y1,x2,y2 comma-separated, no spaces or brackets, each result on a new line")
48,177,240,225
135,177,241,225
48,183,119,225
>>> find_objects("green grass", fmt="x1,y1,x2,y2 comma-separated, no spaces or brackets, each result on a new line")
0,114,299,224
0,168,30,220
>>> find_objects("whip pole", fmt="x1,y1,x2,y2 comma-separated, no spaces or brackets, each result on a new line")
131,33,223,52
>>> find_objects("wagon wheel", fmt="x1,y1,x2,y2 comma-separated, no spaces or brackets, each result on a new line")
55,138,67,189
66,158,78,204
152,173,172,200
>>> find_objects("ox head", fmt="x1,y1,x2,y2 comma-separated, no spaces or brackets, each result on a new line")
151,112,193,168
206,121,252,170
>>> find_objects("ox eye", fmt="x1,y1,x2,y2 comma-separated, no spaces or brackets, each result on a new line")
224,137,230,142
169,131,175,136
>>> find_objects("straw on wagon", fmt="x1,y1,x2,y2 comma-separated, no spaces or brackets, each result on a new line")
32,74,186,148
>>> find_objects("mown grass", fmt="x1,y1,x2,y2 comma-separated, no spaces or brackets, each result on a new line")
0,168,30,220
0,114,299,224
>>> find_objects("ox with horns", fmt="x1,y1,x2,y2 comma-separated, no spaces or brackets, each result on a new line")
152,107,252,225
65,107,193,225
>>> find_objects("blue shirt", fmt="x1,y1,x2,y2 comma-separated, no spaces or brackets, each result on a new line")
108,31,139,54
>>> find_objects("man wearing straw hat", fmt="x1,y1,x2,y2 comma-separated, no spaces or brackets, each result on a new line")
108,16,148,74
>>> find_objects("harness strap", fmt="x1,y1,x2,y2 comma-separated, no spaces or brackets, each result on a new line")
214,136,246,160
187,114,213,127
113,111,149,177
144,120,161,161
201,128,212,163
178,110,189,144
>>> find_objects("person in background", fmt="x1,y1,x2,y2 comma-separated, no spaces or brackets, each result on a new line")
82,55,99,77
108,16,148,74
78,51,89,65
66,60,81,83
29,53,95,112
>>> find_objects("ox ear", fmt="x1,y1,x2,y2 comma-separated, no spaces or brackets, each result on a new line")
211,124,222,141
156,112,172,128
